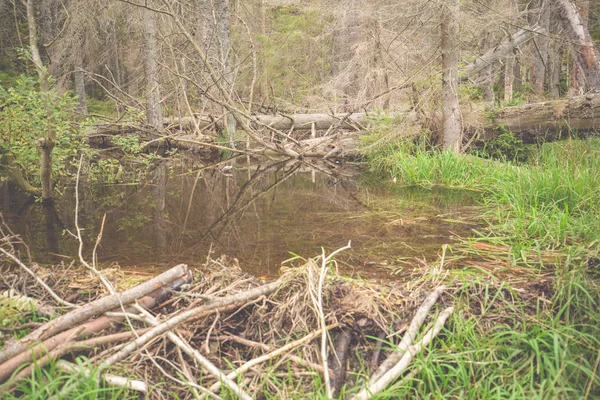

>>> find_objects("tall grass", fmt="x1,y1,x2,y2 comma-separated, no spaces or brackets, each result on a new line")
369,139,600,248
365,138,600,399
3,357,138,399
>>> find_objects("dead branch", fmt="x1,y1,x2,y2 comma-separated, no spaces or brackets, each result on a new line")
352,307,454,400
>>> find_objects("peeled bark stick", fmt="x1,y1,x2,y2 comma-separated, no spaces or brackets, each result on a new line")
369,286,446,384
0,272,190,384
205,323,340,397
100,280,282,368
56,360,147,395
352,307,454,400
135,307,251,400
0,264,187,366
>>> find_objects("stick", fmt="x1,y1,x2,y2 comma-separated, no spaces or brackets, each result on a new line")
351,307,454,400
0,264,188,367
100,281,281,368
2,328,151,393
135,305,251,400
369,286,446,383
0,248,76,308
0,270,189,383
56,360,147,394
215,334,329,375
308,242,351,398
204,323,340,397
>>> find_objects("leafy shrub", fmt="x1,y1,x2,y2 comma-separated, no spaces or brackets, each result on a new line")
0,75,87,186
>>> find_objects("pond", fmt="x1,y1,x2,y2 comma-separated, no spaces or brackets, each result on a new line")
0,157,482,279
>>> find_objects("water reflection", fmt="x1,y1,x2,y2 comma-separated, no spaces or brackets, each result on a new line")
0,157,480,278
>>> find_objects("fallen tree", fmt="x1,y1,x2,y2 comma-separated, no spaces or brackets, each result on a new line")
473,92,600,142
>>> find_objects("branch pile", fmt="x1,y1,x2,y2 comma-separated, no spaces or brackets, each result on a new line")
0,245,460,399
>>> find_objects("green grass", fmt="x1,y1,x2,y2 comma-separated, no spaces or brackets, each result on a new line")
363,138,600,399
369,139,600,249
3,357,138,399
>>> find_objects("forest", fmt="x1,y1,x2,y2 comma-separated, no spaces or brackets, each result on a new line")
0,0,599,399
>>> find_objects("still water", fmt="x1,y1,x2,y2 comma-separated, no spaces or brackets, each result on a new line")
0,157,480,279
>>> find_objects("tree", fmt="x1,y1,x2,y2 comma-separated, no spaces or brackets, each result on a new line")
142,2,163,129
556,0,600,92
441,0,461,152
26,0,55,200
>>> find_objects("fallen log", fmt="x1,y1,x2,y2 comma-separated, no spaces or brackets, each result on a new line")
0,264,189,381
460,26,544,82
475,93,600,142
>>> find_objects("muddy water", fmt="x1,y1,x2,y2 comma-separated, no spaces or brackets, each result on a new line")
0,158,481,279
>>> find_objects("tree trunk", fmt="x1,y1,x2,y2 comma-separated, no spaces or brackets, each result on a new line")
142,4,163,129
504,50,516,102
549,39,563,98
216,0,236,146
26,0,55,201
333,0,363,104
480,34,496,106
568,57,583,97
441,0,461,152
533,3,552,97
73,52,88,115
556,0,600,91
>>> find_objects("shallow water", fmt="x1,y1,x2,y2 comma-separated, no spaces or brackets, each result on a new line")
0,157,481,279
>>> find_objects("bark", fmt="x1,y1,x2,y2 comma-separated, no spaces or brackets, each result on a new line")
167,112,381,131
216,0,236,146
441,0,461,152
556,0,600,91
142,5,163,129
6,155,40,195
480,34,496,106
36,137,54,201
568,58,583,96
100,280,282,367
352,307,454,400
331,329,353,396
0,264,188,367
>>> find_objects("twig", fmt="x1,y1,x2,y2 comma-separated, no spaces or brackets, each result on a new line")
0,264,188,368
0,248,75,308
134,304,250,400
309,242,351,398
352,307,454,400
100,281,281,368
204,323,340,397
369,285,446,383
